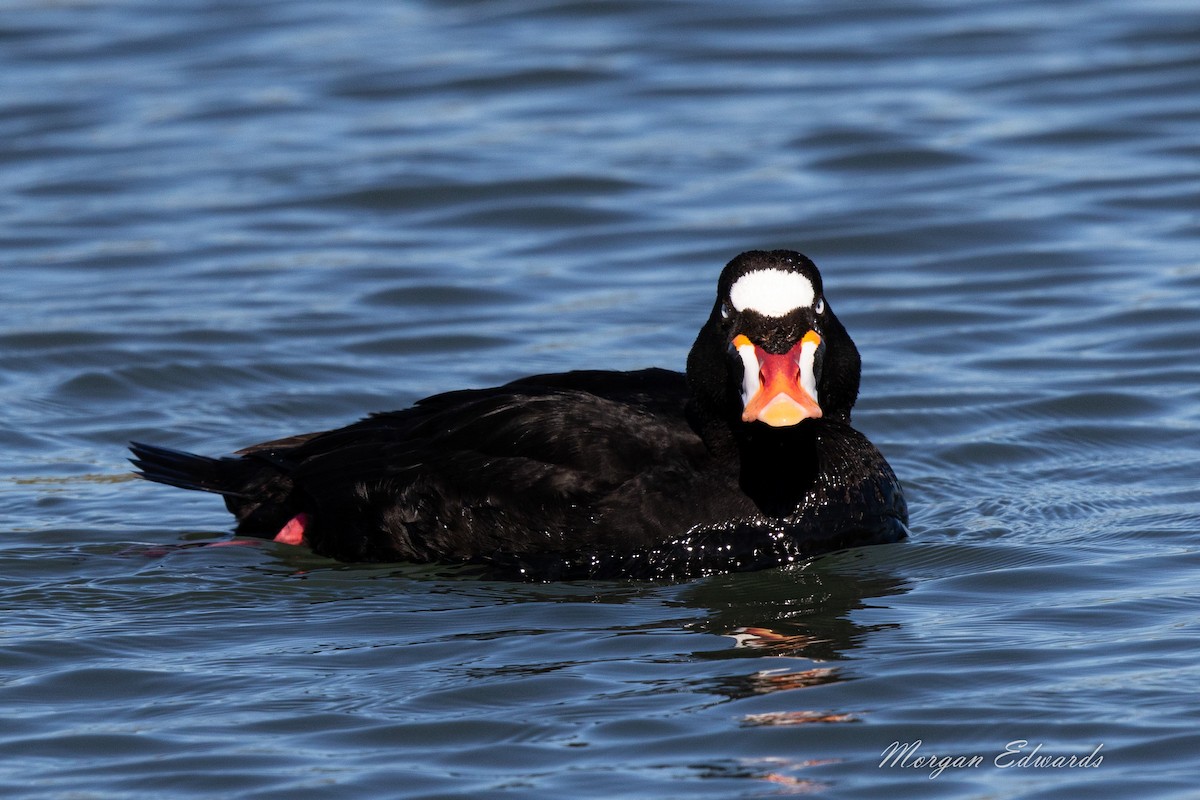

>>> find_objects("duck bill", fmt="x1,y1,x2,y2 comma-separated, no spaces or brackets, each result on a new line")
734,331,823,427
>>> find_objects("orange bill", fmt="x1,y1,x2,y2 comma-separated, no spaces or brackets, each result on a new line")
733,331,823,426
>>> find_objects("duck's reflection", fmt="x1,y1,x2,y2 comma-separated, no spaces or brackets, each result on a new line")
679,550,908,790
681,549,908,696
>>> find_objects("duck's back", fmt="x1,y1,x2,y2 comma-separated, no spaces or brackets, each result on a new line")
226,368,736,564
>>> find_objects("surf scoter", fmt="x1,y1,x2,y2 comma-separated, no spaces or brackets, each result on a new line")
131,250,907,580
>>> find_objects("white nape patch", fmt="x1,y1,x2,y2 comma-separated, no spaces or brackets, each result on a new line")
729,269,815,317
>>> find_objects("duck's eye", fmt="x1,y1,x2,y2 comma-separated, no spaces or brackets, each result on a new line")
720,303,732,320
814,297,825,315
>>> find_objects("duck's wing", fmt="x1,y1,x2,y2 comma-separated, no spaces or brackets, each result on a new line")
230,370,710,563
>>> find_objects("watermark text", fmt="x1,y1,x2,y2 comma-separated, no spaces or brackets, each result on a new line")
879,739,1104,780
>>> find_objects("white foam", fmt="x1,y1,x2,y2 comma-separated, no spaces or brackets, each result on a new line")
729,269,815,317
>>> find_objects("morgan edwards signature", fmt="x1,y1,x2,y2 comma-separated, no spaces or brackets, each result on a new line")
879,739,1104,780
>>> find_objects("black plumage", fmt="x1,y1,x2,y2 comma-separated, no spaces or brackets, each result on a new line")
131,250,907,580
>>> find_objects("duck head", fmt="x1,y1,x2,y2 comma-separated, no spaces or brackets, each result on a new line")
687,250,861,435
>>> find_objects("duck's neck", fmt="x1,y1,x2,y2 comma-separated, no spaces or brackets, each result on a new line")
734,422,821,518
687,400,821,518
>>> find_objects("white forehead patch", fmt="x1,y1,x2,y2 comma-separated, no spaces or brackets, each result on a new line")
728,269,815,317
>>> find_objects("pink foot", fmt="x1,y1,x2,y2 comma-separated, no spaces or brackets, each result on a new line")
274,513,309,546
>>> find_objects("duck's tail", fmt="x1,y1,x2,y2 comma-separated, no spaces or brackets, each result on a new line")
129,442,248,497
130,441,303,538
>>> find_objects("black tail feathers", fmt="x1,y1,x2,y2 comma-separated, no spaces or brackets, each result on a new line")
129,441,248,497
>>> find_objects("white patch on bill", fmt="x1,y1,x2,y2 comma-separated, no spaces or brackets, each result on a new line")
797,335,819,405
729,269,815,317
735,338,760,406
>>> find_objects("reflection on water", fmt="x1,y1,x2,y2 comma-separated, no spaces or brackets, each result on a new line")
687,561,907,661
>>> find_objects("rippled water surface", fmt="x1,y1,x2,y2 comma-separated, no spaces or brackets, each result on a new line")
4,1,1200,797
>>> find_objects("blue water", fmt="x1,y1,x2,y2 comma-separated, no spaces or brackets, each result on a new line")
3,0,1200,797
